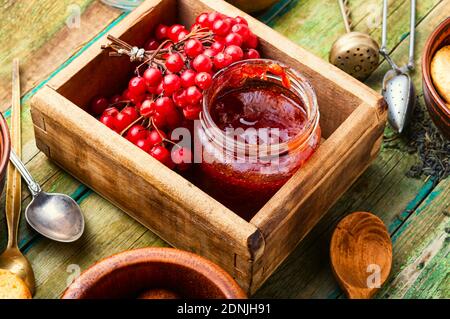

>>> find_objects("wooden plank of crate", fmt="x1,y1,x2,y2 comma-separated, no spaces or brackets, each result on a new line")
254,0,449,297
0,0,121,112
378,178,449,299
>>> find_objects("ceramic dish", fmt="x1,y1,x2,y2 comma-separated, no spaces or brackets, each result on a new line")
0,112,11,193
62,247,247,299
422,17,450,139
227,0,279,12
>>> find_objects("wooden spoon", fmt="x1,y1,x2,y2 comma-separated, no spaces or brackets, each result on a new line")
330,212,392,299
0,59,35,295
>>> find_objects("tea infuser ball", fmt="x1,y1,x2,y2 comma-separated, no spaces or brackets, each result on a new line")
329,0,380,81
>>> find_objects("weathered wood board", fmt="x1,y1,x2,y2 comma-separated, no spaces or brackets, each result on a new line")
379,178,449,299
0,0,447,299
0,1,121,112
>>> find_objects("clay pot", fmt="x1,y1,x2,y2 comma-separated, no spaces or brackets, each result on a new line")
422,17,450,139
0,112,11,194
227,0,279,13
62,247,247,299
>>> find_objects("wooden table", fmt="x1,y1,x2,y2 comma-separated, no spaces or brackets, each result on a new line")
0,0,448,299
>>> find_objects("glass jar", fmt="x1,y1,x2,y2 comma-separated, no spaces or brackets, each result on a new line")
195,59,321,220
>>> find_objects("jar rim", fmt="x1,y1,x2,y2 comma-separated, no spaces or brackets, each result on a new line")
201,59,320,155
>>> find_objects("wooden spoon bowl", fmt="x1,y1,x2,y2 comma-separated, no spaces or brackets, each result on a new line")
62,247,246,299
330,212,392,299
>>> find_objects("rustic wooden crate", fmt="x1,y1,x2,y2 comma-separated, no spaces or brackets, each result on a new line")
30,0,386,294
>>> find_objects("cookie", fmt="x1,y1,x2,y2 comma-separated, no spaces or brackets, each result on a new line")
431,45,450,103
0,269,32,299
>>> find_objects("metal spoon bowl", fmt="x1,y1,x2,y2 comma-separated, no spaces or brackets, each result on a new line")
25,192,85,242
10,150,85,242
383,69,416,133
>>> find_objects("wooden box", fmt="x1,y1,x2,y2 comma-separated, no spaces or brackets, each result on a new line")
30,0,386,294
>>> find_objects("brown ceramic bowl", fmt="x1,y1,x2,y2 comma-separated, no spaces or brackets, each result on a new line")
422,17,450,139
62,248,247,299
0,112,11,193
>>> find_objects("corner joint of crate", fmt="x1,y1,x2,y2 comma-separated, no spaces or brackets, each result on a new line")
30,108,47,133
370,135,384,159
375,98,389,122
30,88,52,130
248,228,265,261
35,138,51,159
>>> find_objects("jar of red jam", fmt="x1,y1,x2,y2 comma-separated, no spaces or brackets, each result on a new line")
195,59,321,220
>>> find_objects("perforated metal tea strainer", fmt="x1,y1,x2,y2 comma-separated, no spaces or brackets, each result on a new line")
329,0,380,81
380,0,416,133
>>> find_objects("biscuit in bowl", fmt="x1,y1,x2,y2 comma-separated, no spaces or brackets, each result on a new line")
0,269,32,299
431,45,450,103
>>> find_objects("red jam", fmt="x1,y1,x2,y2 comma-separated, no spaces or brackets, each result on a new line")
196,59,321,220
210,82,308,142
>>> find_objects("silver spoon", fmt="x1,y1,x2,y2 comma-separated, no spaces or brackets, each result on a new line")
9,149,85,242
380,0,416,133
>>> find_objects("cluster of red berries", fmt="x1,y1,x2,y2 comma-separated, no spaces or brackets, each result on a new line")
89,12,260,169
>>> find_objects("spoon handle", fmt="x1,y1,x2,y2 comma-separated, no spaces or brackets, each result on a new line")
5,59,22,249
338,0,352,33
9,149,41,197
380,0,388,53
407,0,416,69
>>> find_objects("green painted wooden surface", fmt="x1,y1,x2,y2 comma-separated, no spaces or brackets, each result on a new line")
0,0,121,111
379,178,449,299
0,0,448,299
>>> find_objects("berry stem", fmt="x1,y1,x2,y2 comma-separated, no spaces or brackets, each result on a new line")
109,100,131,109
120,115,144,136
150,117,178,147
102,31,214,76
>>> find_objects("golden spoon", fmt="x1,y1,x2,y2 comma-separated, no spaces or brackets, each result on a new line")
330,212,392,299
0,59,36,295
